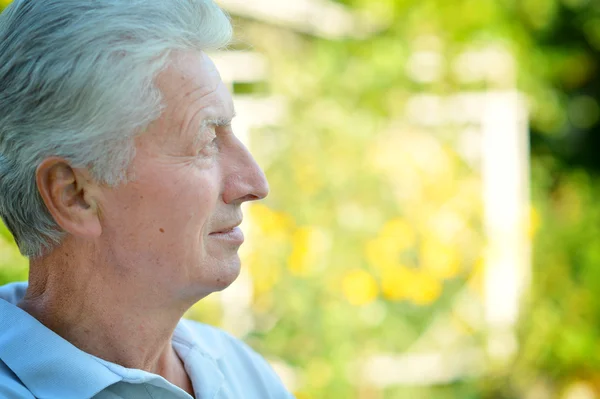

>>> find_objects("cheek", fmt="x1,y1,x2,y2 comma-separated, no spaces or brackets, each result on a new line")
152,169,221,236
103,163,221,243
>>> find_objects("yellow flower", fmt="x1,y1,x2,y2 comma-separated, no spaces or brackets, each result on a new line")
342,269,379,306
419,238,461,280
407,271,443,306
380,265,413,301
364,238,398,270
287,249,308,276
380,218,415,249
364,218,415,271
424,174,455,201
380,265,443,305
287,227,329,277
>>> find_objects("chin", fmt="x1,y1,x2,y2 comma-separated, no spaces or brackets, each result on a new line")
211,257,242,291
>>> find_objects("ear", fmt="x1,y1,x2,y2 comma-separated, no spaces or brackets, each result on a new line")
36,157,102,238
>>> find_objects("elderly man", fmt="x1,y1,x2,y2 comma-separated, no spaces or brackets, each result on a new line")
0,0,293,398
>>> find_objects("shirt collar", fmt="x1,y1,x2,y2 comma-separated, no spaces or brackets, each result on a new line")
0,296,122,399
172,320,225,398
173,318,222,361
0,282,225,399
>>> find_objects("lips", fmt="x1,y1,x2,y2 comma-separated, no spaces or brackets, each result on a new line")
210,227,235,235
209,226,244,243
210,220,243,235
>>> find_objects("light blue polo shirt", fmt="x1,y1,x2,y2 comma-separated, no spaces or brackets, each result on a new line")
0,282,294,399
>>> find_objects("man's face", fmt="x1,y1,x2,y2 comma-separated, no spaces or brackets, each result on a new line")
96,51,269,301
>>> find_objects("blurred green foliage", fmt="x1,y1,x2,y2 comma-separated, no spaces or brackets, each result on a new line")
2,0,600,398
232,0,600,397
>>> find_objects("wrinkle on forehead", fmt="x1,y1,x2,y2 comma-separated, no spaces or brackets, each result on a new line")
158,51,221,102
148,50,234,150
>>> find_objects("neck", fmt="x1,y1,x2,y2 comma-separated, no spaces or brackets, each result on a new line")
18,239,195,394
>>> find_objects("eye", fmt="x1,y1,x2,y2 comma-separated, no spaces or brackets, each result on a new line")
197,134,219,157
207,136,219,153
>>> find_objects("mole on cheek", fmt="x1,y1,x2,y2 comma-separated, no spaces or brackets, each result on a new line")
159,228,165,233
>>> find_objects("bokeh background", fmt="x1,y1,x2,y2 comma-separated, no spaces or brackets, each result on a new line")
1,0,600,398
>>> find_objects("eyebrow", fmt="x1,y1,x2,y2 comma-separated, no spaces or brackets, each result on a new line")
193,112,236,146
200,111,236,129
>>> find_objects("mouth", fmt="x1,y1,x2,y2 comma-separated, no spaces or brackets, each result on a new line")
209,222,244,243
210,221,242,235
209,227,244,243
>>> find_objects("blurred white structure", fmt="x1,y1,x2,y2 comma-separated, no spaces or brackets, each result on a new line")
405,46,530,367
481,91,530,361
362,348,485,387
359,90,530,386
218,0,359,39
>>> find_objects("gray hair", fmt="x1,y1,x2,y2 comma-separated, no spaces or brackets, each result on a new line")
0,0,232,258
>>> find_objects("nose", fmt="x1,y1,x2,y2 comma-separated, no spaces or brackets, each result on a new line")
221,136,270,205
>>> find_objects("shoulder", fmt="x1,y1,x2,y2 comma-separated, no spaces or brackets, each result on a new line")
0,360,35,399
0,284,34,399
178,319,295,398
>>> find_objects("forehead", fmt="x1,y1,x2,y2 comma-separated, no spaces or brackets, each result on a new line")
164,50,222,92
154,51,234,134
